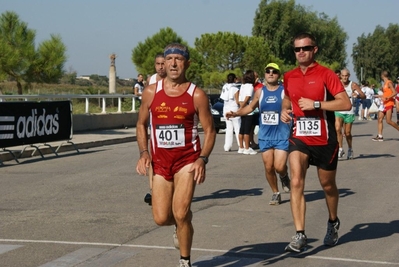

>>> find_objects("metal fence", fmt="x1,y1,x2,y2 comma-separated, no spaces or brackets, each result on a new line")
0,94,139,113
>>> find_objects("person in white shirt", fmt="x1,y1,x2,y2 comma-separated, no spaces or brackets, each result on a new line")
335,69,365,160
134,73,145,101
238,70,257,155
220,73,241,152
361,81,375,120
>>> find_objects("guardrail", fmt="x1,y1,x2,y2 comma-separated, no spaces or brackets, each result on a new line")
0,94,139,113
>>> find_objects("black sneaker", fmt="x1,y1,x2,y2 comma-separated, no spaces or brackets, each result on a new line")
338,149,345,160
285,233,307,252
144,193,152,206
269,192,281,205
371,135,383,142
324,218,340,246
280,174,291,193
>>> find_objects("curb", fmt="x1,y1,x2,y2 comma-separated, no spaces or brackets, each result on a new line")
0,136,136,164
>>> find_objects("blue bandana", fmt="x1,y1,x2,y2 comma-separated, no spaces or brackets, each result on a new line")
164,47,190,60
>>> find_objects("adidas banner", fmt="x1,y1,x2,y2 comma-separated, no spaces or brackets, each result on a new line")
0,101,72,148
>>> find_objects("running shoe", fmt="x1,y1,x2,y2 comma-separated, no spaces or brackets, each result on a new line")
347,149,354,160
251,143,259,149
324,218,340,246
243,147,257,155
173,225,179,249
178,259,191,267
371,135,383,142
285,233,307,252
237,147,245,154
144,193,152,206
269,192,281,205
338,149,345,160
280,174,291,193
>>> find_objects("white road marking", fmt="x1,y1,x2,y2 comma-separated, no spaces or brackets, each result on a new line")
0,244,23,255
1,239,398,265
38,248,108,267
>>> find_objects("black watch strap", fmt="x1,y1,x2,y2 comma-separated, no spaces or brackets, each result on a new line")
199,156,208,164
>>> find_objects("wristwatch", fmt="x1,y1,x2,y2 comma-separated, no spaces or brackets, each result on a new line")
313,101,321,110
199,156,208,164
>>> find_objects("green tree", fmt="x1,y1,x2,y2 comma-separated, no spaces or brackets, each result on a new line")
195,32,247,72
352,24,397,81
242,36,272,73
252,0,347,67
194,32,276,87
0,11,67,94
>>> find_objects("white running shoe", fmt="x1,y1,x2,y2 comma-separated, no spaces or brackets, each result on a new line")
237,147,245,154
243,147,257,155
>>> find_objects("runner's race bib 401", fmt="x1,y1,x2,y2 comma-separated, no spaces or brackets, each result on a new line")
155,124,185,148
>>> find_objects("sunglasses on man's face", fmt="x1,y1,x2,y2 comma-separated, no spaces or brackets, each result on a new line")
265,69,279,75
294,46,315,53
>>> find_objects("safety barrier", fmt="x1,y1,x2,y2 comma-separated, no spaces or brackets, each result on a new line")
0,94,139,113
0,101,77,164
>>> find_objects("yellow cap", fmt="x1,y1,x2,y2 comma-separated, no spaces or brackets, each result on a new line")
264,63,280,72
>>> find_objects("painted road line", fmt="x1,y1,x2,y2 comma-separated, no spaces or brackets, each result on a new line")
0,244,23,255
38,248,108,267
1,239,398,266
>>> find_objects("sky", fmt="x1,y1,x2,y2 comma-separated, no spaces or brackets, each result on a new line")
2,0,398,81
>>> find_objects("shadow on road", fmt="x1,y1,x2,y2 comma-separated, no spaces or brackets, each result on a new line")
193,188,354,203
192,188,263,202
339,220,399,244
304,188,355,202
194,220,399,266
357,153,396,159
193,238,319,266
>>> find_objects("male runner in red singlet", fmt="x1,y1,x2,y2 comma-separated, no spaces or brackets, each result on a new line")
280,32,351,253
136,43,216,267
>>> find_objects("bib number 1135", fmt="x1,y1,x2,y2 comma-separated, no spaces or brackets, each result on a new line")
295,117,321,136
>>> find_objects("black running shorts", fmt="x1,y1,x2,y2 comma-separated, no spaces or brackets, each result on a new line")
288,137,339,171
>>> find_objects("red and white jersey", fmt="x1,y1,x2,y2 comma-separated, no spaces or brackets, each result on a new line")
149,80,201,168
284,62,345,146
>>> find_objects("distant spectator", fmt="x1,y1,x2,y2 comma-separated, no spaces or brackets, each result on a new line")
220,73,241,152
238,70,257,155
134,73,145,101
360,80,375,121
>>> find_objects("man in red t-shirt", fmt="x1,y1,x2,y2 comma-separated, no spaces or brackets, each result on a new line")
281,32,351,253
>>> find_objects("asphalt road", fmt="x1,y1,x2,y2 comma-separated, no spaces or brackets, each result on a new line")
0,120,398,267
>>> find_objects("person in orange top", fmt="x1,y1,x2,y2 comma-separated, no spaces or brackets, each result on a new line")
371,71,399,141
395,77,399,125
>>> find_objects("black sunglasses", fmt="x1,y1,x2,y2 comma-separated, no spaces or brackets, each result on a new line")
265,69,279,75
294,46,315,52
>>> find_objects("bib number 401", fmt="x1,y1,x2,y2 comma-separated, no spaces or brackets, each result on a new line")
156,124,185,148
